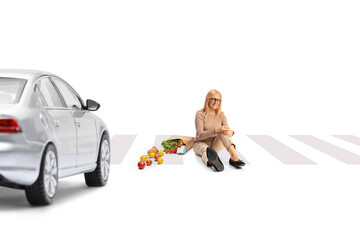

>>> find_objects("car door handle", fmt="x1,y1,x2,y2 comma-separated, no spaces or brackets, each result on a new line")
53,120,60,127
75,121,81,127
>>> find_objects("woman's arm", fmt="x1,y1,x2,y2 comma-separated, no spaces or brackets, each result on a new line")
195,112,217,140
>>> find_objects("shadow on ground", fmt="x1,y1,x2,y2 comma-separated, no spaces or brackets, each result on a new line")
0,178,100,210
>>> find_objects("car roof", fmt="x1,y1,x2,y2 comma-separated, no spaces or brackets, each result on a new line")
0,69,53,81
0,69,57,83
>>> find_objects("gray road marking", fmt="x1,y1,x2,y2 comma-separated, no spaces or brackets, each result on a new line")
110,135,137,164
248,135,316,164
290,135,360,164
332,135,360,146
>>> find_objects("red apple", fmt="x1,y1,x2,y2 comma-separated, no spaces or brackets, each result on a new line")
138,161,146,170
146,159,153,166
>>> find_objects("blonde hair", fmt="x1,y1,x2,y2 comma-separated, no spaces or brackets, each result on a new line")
200,89,223,117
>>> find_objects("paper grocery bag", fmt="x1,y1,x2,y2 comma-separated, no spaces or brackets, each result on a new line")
164,135,195,153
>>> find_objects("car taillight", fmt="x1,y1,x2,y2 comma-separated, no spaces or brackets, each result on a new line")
0,119,22,133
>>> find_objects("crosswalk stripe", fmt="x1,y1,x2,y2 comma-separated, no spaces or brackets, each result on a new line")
110,135,137,164
332,135,360,146
248,135,316,164
290,135,360,164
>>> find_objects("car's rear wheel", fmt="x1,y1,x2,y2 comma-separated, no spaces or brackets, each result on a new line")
84,132,110,187
25,144,58,206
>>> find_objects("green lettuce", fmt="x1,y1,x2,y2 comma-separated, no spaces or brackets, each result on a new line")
161,139,179,151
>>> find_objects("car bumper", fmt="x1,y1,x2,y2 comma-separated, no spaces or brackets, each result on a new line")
0,140,43,187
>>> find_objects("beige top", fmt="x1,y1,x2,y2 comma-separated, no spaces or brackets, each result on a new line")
194,110,232,142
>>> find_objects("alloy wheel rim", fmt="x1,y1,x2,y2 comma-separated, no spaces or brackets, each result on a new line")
100,139,110,181
44,150,58,198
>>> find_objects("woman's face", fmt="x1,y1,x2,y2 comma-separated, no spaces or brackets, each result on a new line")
208,93,221,110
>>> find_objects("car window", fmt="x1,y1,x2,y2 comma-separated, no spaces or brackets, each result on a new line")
34,84,47,107
52,78,82,109
0,78,27,104
35,77,64,108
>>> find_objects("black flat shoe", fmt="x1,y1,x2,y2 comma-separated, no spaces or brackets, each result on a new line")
206,147,224,172
229,158,246,167
229,163,241,169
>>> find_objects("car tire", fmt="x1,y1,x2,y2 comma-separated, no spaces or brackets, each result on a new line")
25,144,58,206
84,132,110,187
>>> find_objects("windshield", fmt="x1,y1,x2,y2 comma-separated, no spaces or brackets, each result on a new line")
0,78,27,104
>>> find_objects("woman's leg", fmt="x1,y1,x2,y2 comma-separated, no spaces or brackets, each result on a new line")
193,141,211,165
194,139,225,171
227,144,240,161
212,134,240,161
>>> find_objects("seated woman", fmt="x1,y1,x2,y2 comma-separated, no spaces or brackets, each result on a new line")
193,89,245,171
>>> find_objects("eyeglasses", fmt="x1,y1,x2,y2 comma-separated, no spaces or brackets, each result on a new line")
210,98,221,103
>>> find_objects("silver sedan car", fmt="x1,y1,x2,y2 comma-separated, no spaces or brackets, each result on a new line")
0,70,110,206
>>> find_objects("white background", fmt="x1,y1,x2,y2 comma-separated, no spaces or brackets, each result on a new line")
1,0,359,136
1,1,360,239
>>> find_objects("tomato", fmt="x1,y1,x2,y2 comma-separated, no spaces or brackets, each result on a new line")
138,161,145,170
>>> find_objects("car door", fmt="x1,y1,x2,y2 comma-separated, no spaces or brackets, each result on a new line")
51,77,98,169
34,77,77,170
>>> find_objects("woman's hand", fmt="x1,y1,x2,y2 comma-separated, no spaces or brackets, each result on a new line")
216,126,234,136
223,126,234,137
224,130,234,137
216,126,226,134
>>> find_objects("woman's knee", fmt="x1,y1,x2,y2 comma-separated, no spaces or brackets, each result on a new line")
217,134,234,147
193,142,209,155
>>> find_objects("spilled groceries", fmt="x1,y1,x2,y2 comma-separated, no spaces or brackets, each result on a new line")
161,139,184,154
137,136,195,170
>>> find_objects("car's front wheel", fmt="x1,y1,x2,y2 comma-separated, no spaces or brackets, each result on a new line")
84,132,110,187
25,144,58,206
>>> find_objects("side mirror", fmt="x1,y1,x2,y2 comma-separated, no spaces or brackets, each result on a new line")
86,99,100,111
